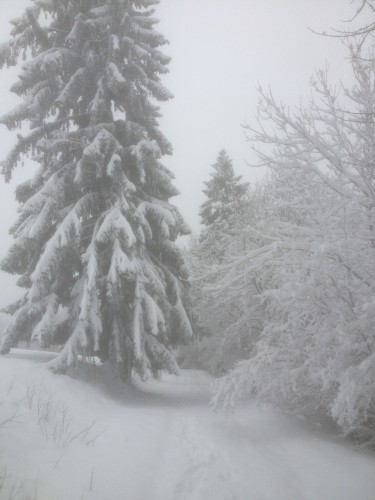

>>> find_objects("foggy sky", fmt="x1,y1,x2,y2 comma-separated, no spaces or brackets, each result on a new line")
0,0,363,307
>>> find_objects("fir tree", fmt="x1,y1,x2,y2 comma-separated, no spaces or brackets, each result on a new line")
198,150,248,262
200,150,248,229
178,151,249,374
0,0,193,381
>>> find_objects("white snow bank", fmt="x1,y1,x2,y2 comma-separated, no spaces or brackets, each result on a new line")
0,349,374,500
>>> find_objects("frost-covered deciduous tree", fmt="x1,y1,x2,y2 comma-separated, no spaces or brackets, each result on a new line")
212,49,375,445
326,0,375,42
0,0,193,381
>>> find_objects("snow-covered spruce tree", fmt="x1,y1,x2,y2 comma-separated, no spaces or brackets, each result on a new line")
196,149,249,302
0,0,193,381
178,151,250,374
197,150,249,337
200,150,248,234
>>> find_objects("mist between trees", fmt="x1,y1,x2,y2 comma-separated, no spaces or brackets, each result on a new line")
0,0,374,449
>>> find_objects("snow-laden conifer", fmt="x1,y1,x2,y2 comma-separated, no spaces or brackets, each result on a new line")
200,150,248,230
198,150,249,265
178,152,250,374
0,0,192,381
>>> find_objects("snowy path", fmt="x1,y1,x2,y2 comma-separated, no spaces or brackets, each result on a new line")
0,350,375,500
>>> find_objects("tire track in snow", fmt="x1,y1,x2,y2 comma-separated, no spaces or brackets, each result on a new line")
133,409,185,500
172,416,243,500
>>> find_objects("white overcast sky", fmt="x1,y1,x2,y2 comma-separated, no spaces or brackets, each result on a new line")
0,0,366,307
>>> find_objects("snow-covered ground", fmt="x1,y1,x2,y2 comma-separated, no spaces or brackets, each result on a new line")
0,350,375,500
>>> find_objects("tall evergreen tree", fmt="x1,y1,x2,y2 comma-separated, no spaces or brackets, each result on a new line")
178,151,249,374
0,0,193,380
200,150,248,230
198,150,248,263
